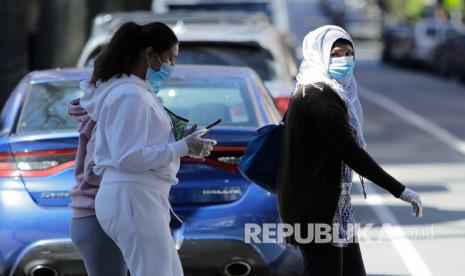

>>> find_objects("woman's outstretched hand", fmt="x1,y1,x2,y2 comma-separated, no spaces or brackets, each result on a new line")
400,187,423,218
183,128,217,158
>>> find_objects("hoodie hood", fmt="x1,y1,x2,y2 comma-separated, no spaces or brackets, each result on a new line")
79,74,149,122
68,98,95,135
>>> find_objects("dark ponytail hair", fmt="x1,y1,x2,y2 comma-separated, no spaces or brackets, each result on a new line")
90,21,178,86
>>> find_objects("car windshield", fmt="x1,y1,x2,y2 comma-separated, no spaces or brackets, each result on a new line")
16,76,259,132
168,3,273,22
85,44,277,82
177,44,277,81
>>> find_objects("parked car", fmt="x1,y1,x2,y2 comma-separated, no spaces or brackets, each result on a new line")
321,0,383,40
344,4,383,40
382,22,413,63
0,65,302,276
432,33,465,81
77,11,298,113
151,0,298,67
151,0,292,41
382,19,458,66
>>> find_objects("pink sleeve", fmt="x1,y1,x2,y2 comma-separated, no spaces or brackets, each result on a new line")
83,123,102,186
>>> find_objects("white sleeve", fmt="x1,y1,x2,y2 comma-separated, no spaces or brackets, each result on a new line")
103,94,188,173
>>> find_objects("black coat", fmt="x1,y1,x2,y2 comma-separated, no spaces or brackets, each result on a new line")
276,84,405,242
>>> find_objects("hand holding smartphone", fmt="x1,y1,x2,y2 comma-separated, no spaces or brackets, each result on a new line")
206,119,222,129
185,119,222,138
201,119,222,138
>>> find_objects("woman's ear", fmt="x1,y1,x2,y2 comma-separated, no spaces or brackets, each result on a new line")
145,47,153,63
145,47,161,70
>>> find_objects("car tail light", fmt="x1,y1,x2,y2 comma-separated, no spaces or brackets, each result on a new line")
0,149,76,178
181,145,245,173
274,96,290,114
0,152,17,177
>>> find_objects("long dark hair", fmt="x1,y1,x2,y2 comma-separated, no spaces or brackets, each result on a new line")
90,21,178,86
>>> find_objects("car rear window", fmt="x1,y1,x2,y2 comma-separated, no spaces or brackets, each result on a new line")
16,75,260,132
176,44,277,81
158,76,259,127
16,81,83,133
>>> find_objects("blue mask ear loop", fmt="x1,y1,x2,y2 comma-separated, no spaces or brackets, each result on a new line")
146,58,160,93
156,54,164,68
146,53,163,72
146,58,155,74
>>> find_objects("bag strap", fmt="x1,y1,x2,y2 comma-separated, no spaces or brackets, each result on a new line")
279,84,302,125
279,93,293,125
279,111,288,125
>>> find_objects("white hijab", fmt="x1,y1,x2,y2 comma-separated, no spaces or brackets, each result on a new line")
296,25,365,148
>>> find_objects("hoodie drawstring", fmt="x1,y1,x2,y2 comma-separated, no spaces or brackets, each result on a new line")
169,203,184,224
359,175,367,199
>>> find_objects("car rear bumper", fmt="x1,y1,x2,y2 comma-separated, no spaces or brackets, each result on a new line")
9,238,302,276
8,239,84,276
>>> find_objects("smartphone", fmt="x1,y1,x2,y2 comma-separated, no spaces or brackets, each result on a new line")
205,119,222,129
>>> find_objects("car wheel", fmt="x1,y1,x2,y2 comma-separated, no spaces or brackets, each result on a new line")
436,58,450,78
382,48,392,63
460,71,465,83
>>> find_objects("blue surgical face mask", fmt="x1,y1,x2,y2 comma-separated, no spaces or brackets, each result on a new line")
328,56,355,81
146,54,174,93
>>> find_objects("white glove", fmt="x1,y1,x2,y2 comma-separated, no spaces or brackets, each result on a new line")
400,187,423,218
183,128,217,158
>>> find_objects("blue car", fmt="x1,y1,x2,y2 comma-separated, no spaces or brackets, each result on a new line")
0,65,302,276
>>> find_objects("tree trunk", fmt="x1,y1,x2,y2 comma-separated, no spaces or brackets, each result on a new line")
32,0,88,69
87,0,151,33
0,0,29,108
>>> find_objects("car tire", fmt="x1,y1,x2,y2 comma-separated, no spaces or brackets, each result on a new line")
382,48,392,63
435,58,450,78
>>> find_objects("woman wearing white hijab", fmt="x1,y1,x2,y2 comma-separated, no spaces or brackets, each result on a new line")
276,25,423,276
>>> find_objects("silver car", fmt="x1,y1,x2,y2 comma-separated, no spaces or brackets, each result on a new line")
151,0,292,40
77,11,298,112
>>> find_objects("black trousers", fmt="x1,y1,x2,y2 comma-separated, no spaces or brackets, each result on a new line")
299,243,366,276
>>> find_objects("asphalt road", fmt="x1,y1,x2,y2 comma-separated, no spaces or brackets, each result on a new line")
287,0,465,275
354,61,465,276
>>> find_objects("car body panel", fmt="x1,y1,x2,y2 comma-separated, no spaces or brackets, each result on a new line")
432,33,465,79
383,20,459,66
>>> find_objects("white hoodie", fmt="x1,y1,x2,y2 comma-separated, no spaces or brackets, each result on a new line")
80,74,188,191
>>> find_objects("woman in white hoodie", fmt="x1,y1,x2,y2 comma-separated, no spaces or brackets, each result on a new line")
80,21,216,276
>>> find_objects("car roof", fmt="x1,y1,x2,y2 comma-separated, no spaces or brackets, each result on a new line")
26,65,258,83
27,68,91,83
416,19,458,30
90,11,278,43
158,0,270,3
93,10,269,32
